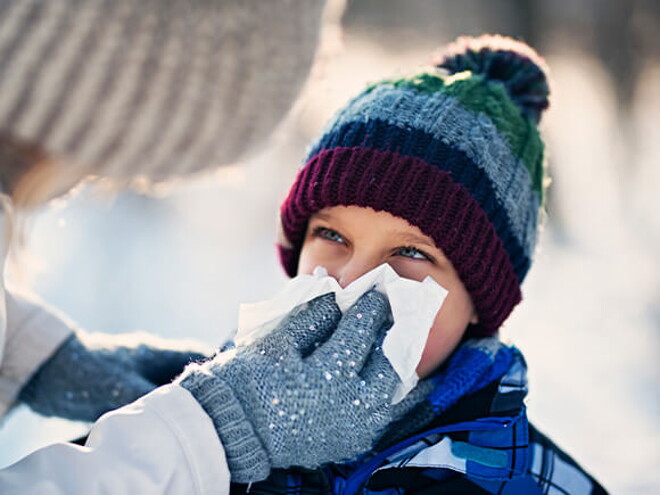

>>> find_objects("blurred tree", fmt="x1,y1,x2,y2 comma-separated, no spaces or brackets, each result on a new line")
342,0,660,114
342,0,543,50
592,0,660,115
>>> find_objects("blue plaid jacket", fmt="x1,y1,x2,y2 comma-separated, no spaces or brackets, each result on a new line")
231,349,607,495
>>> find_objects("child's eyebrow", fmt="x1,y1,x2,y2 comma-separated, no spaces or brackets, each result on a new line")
394,232,438,250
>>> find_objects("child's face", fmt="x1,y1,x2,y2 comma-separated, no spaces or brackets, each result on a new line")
298,205,477,378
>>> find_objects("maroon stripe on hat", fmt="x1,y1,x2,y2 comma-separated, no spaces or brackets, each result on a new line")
279,147,522,334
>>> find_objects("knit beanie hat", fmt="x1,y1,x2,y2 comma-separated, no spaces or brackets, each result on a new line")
0,0,325,186
278,35,551,336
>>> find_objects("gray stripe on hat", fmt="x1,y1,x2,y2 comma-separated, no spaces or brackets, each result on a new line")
97,2,186,177
0,1,46,91
80,1,168,173
132,2,217,180
0,0,57,125
55,0,141,158
0,0,17,22
34,0,112,144
162,5,233,179
17,0,105,142
155,10,219,179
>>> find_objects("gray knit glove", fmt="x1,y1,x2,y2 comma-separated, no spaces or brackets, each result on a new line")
19,332,208,421
178,290,421,484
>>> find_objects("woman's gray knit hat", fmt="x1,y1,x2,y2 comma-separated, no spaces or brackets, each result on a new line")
0,0,325,184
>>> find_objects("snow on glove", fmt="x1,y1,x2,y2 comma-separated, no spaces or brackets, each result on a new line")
178,289,421,484
19,332,209,421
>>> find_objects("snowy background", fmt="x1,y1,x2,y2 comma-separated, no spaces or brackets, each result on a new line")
0,1,658,493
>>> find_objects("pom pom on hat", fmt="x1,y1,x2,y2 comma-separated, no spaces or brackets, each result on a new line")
434,34,550,124
279,35,551,335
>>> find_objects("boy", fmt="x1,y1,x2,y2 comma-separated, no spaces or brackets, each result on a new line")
261,34,608,494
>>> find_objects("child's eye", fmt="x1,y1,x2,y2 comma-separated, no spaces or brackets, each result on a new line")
312,226,346,245
396,246,432,261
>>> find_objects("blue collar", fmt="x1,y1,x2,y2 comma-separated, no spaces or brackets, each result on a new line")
336,349,531,495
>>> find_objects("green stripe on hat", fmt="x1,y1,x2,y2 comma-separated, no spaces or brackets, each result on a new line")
444,75,544,196
374,72,544,197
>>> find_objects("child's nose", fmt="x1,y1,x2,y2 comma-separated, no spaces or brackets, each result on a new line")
335,256,379,289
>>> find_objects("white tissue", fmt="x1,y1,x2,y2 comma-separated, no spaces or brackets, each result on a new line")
236,264,447,403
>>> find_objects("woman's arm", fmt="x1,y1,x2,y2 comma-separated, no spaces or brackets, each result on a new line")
1,290,424,492
0,385,231,495
0,290,74,417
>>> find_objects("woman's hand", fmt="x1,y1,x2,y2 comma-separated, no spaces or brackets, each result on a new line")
178,290,421,484
19,330,209,422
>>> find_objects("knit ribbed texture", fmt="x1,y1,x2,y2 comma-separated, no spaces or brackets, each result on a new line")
427,337,513,412
0,0,325,184
279,35,550,335
280,147,521,332
177,368,271,483
179,290,426,483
